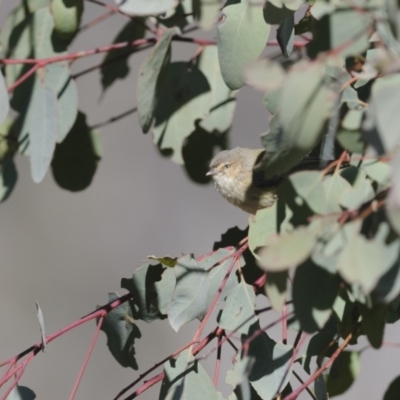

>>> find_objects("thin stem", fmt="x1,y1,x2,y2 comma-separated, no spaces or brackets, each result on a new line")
69,316,104,400
79,10,114,33
283,327,358,400
192,243,248,343
292,370,317,400
213,332,223,387
0,293,132,388
90,107,137,130
122,328,222,400
282,304,288,345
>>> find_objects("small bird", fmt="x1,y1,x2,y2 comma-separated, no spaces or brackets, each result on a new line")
206,147,279,215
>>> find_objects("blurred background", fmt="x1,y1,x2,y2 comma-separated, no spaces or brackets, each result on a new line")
0,2,399,399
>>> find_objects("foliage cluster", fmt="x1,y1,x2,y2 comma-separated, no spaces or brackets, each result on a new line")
1,0,400,399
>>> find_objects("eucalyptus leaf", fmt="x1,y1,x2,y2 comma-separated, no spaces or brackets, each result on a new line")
326,351,360,397
153,62,211,164
245,323,293,400
6,385,36,400
137,27,176,133
198,46,236,134
168,254,209,331
21,77,58,183
219,281,257,335
258,226,317,271
217,0,271,90
121,261,164,322
98,293,141,369
293,260,339,333
0,70,9,125
336,222,400,294
277,14,294,58
116,0,178,16
161,349,218,400
0,157,17,203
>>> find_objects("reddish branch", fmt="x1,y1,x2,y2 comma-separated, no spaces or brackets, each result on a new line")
283,327,359,400
0,293,133,394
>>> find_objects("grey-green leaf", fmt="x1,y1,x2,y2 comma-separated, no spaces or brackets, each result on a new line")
217,0,271,90
168,255,209,331
116,0,178,16
137,27,176,133
153,62,211,164
219,281,257,335
198,46,237,134
0,70,9,125
258,226,317,272
121,262,164,322
98,293,141,369
293,260,339,333
23,78,58,183
161,349,218,400
245,323,294,400
6,385,36,400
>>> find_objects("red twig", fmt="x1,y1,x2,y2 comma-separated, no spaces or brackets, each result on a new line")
0,293,132,389
122,328,222,400
114,338,199,400
7,64,40,93
283,329,357,400
68,316,104,400
213,331,223,387
0,364,26,400
282,305,288,344
192,243,249,342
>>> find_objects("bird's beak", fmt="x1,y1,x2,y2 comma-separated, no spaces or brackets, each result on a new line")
206,169,216,177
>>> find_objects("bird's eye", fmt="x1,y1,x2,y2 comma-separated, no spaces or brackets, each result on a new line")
224,164,230,169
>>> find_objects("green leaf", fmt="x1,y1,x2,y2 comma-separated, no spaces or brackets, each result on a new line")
98,293,141,369
258,226,318,272
360,303,388,348
44,63,78,143
336,222,400,294
326,351,360,397
245,59,286,92
263,2,296,25
121,262,164,322
137,27,176,133
21,77,58,183
245,323,294,400
6,385,36,400
217,0,271,90
219,281,257,335
51,112,101,191
198,0,220,29
277,15,294,58
384,375,400,400
339,173,375,210
293,260,339,333
101,20,145,92
198,46,236,134
155,267,176,315
386,149,400,235
147,255,177,268
226,357,255,389
51,0,84,40
116,0,177,16
337,129,366,154
248,201,278,258
160,349,218,400
153,62,211,164
307,10,372,59
168,255,209,331
279,60,333,155
361,159,391,188
0,70,9,125
323,173,352,213
264,271,287,312
0,157,18,203
365,74,400,154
